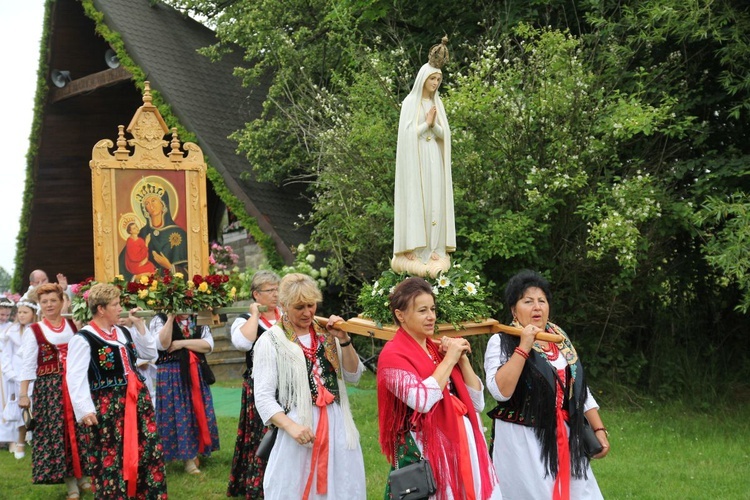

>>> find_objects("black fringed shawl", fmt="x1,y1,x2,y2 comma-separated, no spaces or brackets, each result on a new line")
488,324,591,479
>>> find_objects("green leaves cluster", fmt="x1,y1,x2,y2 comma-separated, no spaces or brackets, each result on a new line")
163,0,750,401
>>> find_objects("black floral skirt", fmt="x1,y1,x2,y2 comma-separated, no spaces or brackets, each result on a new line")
31,372,90,484
226,369,269,498
79,383,168,499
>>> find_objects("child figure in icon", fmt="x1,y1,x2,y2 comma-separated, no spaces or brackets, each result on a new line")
124,222,157,278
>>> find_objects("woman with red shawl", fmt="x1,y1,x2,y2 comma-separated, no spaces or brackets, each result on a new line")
377,277,501,499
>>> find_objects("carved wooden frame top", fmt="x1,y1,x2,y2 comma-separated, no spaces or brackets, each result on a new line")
89,81,209,282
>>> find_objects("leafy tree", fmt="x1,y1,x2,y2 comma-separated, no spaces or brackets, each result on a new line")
0,266,11,293
161,0,750,401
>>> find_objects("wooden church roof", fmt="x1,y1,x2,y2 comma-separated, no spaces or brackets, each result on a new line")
13,0,310,290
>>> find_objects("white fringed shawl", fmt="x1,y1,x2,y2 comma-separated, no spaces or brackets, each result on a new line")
253,325,360,449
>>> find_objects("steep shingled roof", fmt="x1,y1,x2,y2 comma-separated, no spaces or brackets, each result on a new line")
93,0,310,262
13,0,311,291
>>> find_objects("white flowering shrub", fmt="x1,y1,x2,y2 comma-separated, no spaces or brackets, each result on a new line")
357,258,493,328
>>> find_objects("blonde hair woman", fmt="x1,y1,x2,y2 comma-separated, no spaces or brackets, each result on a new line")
66,283,167,498
253,273,366,499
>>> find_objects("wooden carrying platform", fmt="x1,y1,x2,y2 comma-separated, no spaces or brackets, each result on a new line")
324,316,563,343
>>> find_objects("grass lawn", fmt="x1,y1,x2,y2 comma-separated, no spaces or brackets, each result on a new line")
1,372,748,499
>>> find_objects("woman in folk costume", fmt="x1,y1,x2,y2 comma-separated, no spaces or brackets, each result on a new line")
66,283,167,499
483,270,608,500
227,270,282,499
150,311,220,474
253,273,366,499
391,37,456,278
17,283,92,500
1,299,39,459
378,277,501,499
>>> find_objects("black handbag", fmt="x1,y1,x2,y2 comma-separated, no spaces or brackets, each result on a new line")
256,426,278,460
388,458,437,500
197,353,216,385
22,407,36,432
582,420,603,458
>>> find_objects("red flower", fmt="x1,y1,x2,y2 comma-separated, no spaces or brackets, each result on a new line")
127,282,145,293
147,421,157,433
192,274,204,286
153,470,164,483
102,455,114,468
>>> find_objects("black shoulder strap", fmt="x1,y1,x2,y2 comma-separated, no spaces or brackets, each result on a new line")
116,324,135,345
239,313,251,320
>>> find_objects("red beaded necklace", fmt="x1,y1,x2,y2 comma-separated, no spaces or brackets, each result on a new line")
540,341,560,361
90,321,119,342
296,325,319,361
426,340,441,365
43,318,66,334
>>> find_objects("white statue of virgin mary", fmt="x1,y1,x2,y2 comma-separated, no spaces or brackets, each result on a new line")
391,37,456,278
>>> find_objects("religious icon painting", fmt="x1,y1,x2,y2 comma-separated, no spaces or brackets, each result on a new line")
89,82,209,282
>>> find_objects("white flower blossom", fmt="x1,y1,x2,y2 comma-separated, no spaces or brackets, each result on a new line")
464,282,478,295
305,254,316,264
437,276,451,288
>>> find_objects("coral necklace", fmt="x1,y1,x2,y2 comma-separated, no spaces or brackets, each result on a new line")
90,321,119,342
426,340,441,365
540,341,560,361
296,325,319,360
43,318,66,333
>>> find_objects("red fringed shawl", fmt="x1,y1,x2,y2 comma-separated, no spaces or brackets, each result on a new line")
377,328,495,499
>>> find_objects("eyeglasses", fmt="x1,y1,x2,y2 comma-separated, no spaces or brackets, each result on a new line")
258,288,279,294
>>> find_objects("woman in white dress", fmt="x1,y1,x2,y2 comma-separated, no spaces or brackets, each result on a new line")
392,37,456,277
0,297,18,447
484,270,609,500
1,299,39,458
253,273,366,499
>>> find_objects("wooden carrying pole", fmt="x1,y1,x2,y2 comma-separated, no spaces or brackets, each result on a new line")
316,316,563,343
65,309,563,343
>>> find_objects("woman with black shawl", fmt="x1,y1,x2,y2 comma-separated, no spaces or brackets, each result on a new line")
484,270,609,499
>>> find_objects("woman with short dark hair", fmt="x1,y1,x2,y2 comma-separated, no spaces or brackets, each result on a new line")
484,270,608,499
